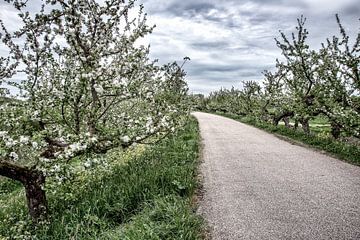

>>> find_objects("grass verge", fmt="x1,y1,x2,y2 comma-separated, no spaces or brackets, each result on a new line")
0,117,203,240
210,112,360,166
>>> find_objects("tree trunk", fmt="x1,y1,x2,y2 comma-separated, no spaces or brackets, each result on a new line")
283,117,291,128
331,122,341,139
301,118,310,134
294,119,299,130
272,118,280,126
24,171,47,221
273,111,294,126
0,161,47,221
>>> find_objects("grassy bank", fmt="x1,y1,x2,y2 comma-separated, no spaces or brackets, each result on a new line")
210,112,360,166
0,117,203,240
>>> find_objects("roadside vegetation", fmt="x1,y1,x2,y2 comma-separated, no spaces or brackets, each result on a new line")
191,15,360,165
0,0,204,239
0,117,203,239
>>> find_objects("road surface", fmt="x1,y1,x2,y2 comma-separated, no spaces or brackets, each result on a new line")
193,112,360,240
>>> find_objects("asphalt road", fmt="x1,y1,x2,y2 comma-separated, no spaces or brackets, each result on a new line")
193,112,360,240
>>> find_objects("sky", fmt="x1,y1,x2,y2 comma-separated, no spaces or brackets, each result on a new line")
0,0,359,95
139,0,360,94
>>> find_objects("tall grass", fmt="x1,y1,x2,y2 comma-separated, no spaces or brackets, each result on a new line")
0,117,203,239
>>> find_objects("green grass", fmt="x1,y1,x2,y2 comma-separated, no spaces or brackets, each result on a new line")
0,117,203,239
278,116,331,136
0,177,22,195
211,112,360,166
104,195,202,239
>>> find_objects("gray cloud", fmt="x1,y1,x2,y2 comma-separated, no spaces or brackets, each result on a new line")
190,41,230,50
164,2,216,17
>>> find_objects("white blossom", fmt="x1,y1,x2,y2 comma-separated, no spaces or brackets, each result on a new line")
31,141,38,149
9,152,18,161
19,136,29,144
94,84,104,94
84,160,91,168
120,136,130,143
5,139,16,148
0,131,7,138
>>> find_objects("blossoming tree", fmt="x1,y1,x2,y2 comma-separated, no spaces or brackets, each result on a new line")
0,0,189,221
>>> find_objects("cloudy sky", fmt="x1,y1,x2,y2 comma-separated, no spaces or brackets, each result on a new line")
138,0,359,94
0,0,358,95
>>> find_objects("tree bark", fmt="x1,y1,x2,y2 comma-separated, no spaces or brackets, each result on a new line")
272,111,294,126
0,161,47,221
331,122,341,139
300,118,310,134
283,117,291,128
294,119,299,130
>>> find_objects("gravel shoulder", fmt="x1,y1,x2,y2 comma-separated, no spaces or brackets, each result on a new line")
193,112,360,240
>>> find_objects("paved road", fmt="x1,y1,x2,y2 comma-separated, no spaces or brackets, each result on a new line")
193,112,360,240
